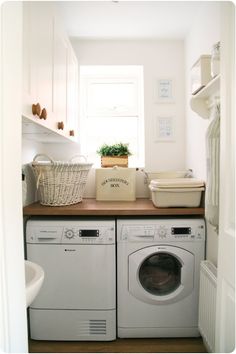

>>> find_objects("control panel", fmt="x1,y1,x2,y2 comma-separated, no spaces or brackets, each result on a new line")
119,218,205,242
26,219,115,244
62,226,115,244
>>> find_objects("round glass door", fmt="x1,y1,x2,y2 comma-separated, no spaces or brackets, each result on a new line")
139,252,182,296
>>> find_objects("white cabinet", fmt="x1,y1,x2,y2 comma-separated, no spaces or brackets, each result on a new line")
31,3,54,123
23,2,54,121
53,17,68,131
66,43,78,136
53,19,78,138
22,2,78,142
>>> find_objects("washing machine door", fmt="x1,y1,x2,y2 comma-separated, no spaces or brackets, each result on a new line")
129,245,194,304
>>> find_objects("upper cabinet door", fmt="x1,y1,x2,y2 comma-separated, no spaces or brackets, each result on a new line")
22,2,78,141
23,2,54,122
67,44,78,137
53,17,68,132
53,18,78,137
32,3,54,121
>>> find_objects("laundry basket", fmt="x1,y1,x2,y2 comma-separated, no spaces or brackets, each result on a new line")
31,154,93,206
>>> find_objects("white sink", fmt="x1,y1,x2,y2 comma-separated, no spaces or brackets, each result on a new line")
25,260,44,307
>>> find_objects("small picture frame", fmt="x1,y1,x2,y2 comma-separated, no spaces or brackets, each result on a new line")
155,79,174,103
155,116,175,142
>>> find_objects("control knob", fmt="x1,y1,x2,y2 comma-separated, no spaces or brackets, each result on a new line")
65,229,75,239
157,226,167,238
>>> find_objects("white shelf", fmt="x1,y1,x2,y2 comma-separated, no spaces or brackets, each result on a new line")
22,115,78,144
190,75,220,119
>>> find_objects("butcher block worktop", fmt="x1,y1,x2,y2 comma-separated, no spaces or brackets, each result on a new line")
23,199,204,216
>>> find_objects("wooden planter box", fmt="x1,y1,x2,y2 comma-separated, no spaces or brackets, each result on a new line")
101,155,128,168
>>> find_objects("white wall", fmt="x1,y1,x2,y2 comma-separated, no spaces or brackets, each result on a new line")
185,3,221,179
73,39,186,172
22,39,186,199
22,139,44,165
185,2,221,265
71,39,186,197
22,139,43,206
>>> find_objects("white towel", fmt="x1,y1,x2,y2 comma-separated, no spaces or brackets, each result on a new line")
205,104,220,231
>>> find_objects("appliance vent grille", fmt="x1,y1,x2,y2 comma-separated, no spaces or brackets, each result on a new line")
89,320,107,335
78,319,107,337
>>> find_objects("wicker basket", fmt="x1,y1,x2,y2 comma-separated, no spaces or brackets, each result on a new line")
31,154,93,206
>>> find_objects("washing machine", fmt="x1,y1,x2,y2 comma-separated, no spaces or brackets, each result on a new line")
117,217,205,338
26,218,116,341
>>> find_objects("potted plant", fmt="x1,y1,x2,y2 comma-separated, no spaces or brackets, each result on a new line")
97,143,131,168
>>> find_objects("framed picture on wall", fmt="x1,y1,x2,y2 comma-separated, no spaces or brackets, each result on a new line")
155,116,175,142
155,79,174,103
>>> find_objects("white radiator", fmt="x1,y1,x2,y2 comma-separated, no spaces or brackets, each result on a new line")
198,260,217,352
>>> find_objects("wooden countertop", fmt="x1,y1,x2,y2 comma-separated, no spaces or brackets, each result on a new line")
23,199,204,216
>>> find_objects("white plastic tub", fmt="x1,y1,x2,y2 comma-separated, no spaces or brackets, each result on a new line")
149,178,205,208
145,170,191,183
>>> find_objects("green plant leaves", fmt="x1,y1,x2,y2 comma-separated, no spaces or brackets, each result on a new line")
97,143,131,156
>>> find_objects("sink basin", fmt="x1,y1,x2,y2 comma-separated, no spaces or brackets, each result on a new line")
25,260,44,307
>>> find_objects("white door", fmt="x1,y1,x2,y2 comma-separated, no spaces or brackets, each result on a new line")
129,245,194,304
215,3,235,352
0,2,28,353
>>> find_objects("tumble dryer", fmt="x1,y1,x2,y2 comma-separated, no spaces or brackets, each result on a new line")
26,218,116,341
117,218,205,338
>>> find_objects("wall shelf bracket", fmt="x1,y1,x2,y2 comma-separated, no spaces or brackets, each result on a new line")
190,75,220,119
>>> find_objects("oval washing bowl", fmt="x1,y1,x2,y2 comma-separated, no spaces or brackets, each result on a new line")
25,260,44,307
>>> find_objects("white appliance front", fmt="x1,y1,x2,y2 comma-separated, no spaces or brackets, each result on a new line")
117,218,205,338
27,243,114,309
26,218,116,341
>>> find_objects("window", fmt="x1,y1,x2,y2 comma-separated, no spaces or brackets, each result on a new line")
80,66,144,167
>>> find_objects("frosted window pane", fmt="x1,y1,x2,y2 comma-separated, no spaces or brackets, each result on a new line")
84,116,139,163
87,80,138,116
80,66,144,167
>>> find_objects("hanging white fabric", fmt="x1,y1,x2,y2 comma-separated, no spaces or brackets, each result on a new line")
205,103,220,232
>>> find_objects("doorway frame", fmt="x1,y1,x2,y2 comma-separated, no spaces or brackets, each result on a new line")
0,2,28,353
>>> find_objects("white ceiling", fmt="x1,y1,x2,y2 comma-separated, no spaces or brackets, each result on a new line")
57,1,213,40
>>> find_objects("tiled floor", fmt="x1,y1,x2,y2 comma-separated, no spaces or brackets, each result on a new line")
29,337,207,353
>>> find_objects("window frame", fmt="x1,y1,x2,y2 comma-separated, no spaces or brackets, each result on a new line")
79,65,145,168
